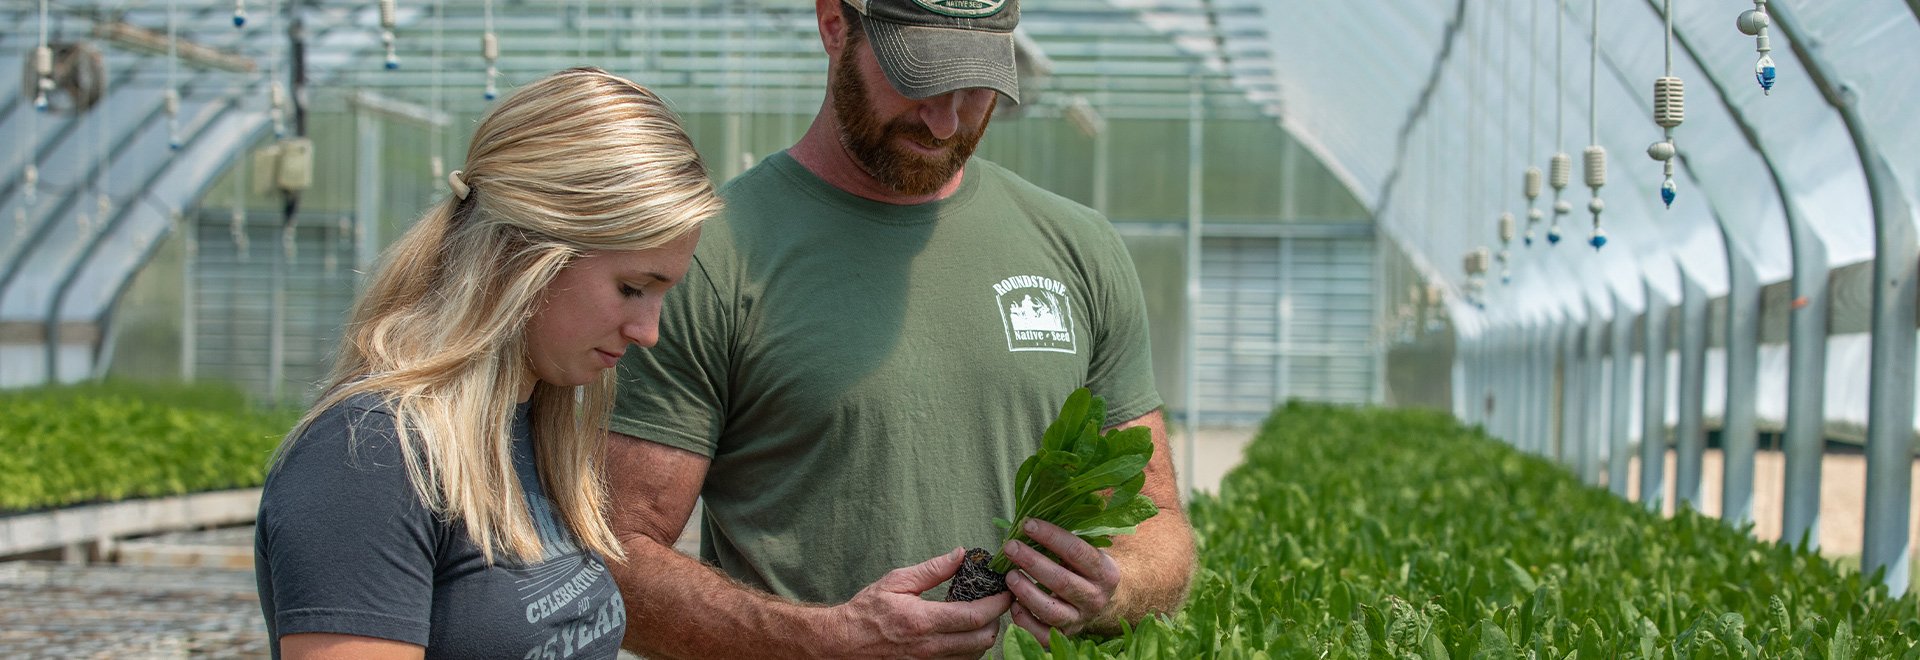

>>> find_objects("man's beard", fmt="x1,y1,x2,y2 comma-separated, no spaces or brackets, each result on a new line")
831,45,995,197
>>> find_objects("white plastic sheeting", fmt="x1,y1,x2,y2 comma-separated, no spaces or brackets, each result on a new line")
1255,0,1914,322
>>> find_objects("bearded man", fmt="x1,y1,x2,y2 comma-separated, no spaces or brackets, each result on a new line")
602,1,1196,657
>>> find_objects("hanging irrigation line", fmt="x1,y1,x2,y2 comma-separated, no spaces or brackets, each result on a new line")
267,0,286,138
1584,0,1607,249
1547,0,1569,246
1497,0,1514,284
483,0,499,100
1736,1,1776,94
1648,0,1683,208
430,0,444,187
166,0,181,150
381,0,399,69
88,45,111,246
1522,0,1540,247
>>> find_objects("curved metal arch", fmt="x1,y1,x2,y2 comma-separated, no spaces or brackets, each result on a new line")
1648,0,1830,537
1771,0,1920,594
1371,0,1469,224
45,82,259,379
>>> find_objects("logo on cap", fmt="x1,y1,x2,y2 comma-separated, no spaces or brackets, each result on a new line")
910,0,1007,19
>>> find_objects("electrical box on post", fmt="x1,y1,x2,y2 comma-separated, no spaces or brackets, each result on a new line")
274,137,314,193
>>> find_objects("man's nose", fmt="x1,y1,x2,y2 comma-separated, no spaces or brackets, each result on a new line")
919,92,962,141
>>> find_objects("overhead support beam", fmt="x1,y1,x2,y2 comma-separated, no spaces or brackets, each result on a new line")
1771,3,1919,594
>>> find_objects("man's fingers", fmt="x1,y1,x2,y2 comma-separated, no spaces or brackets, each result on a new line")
1003,539,1105,610
927,590,1012,633
1022,519,1113,583
877,548,966,595
1010,602,1052,649
1005,569,1077,631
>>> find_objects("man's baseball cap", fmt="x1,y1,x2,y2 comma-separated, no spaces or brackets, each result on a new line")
845,0,1022,103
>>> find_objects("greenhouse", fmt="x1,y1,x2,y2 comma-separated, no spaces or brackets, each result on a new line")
3,0,1918,656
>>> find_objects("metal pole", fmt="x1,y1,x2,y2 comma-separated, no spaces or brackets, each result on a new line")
1180,75,1202,498
1539,321,1557,456
355,107,382,291
1560,317,1583,466
1641,283,1670,511
1767,2,1920,593
1767,3,1833,556
181,214,197,382
1609,292,1634,497
1585,298,1608,486
1497,324,1512,443
1518,323,1535,450
1675,273,1709,510
1722,247,1761,527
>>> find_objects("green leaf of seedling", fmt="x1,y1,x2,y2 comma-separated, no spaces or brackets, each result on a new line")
1012,454,1038,504
1105,425,1154,459
1504,558,1538,593
1024,454,1148,522
1070,418,1102,461
1068,493,1159,536
1113,471,1146,504
1043,389,1094,453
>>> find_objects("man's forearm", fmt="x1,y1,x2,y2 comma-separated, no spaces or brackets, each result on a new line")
1090,507,1197,634
612,537,839,659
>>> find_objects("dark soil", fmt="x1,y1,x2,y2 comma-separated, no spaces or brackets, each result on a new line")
944,547,1007,602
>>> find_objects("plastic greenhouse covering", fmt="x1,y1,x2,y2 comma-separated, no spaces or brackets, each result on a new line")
3,0,1920,576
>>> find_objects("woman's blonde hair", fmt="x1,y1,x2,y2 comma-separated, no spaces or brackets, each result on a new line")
280,67,720,564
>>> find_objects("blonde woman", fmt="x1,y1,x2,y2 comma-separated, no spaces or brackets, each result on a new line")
253,68,721,660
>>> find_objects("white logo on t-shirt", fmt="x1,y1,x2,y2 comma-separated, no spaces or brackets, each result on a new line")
992,275,1077,354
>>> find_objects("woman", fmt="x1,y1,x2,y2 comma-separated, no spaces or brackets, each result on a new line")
254,68,721,659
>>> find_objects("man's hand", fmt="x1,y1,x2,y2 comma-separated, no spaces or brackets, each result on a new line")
1001,519,1122,645
829,548,1012,659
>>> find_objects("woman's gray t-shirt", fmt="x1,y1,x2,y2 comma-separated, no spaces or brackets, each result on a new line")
254,394,625,659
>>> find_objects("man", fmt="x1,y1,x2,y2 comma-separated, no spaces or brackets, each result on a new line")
603,0,1196,656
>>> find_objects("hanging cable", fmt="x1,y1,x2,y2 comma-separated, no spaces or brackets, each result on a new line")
381,0,399,69
166,0,181,149
35,0,52,111
1497,0,1514,283
1648,0,1682,208
1466,0,1479,270
1585,0,1606,249
267,0,286,138
483,0,499,100
430,0,444,186
24,0,48,211
1546,0,1569,246
90,50,110,243
1736,0,1775,94
233,154,249,262
1521,0,1542,248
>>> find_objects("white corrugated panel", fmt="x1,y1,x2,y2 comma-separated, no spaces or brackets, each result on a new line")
1196,235,1377,423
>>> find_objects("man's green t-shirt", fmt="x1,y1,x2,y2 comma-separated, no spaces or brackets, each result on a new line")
610,151,1160,604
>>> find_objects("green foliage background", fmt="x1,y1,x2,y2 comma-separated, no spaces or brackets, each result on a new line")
0,381,300,512
1007,403,1920,658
